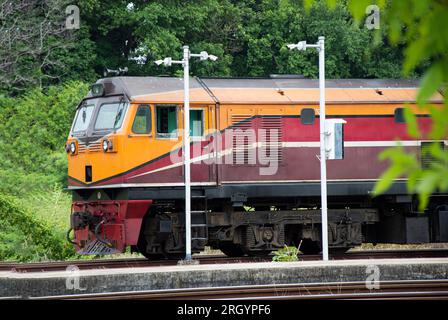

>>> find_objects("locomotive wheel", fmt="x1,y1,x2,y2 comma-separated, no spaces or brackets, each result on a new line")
219,242,246,257
299,239,321,255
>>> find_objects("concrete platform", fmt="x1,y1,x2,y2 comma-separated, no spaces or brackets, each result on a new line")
1,258,448,298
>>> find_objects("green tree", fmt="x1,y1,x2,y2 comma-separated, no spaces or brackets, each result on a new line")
72,0,408,79
341,0,448,210
0,0,97,94
0,81,89,193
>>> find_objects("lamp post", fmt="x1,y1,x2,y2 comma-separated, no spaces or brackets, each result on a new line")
155,46,217,261
287,36,329,261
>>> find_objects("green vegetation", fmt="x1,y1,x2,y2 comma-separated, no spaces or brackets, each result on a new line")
272,246,300,262
0,82,88,261
0,193,73,261
1,0,411,94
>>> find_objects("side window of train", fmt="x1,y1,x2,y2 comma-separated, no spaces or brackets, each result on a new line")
394,108,405,123
190,109,204,137
301,108,315,125
156,105,178,139
132,105,151,134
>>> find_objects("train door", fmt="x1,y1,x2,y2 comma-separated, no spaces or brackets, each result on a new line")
187,104,217,185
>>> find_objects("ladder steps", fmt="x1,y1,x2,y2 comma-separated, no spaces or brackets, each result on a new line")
190,196,208,242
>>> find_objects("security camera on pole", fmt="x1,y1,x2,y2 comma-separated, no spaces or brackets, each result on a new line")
155,46,217,262
287,36,346,261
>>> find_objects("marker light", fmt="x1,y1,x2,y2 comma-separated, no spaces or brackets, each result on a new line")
102,140,109,152
102,139,113,152
70,142,76,154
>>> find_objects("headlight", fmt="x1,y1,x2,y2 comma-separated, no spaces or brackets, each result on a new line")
70,142,76,154
91,83,104,97
102,140,109,152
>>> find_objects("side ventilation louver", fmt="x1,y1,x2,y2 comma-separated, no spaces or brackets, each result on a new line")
421,141,445,169
231,115,254,165
259,116,283,164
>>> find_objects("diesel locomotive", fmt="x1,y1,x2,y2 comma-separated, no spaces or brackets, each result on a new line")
65,76,447,258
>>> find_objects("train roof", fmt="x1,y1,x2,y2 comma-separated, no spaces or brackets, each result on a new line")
90,76,444,105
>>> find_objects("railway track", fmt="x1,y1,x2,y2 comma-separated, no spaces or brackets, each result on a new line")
1,249,448,273
0,255,268,273
32,280,448,300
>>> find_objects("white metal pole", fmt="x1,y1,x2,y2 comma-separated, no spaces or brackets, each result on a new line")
183,45,192,260
318,36,328,261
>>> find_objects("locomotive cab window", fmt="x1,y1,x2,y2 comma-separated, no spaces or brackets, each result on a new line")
394,108,405,123
190,109,204,137
156,105,178,138
73,104,95,133
132,105,152,134
94,100,128,131
301,108,315,125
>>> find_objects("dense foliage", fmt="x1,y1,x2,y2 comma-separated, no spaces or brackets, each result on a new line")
0,82,87,261
0,81,89,194
1,0,414,94
0,0,96,94
0,193,73,261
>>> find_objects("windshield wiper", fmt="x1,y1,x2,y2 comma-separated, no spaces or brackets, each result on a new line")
113,100,126,129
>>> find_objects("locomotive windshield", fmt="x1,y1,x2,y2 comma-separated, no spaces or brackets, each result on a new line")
94,100,128,131
71,97,128,137
72,104,95,132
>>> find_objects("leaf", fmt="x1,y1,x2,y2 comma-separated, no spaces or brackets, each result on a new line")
303,0,314,11
427,105,448,140
403,38,427,74
415,170,441,211
326,0,337,9
403,106,420,138
406,169,422,191
374,146,419,196
373,166,401,195
348,0,374,22
417,62,444,107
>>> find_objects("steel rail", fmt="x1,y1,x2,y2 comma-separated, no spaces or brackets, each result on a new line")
30,280,448,300
1,249,448,273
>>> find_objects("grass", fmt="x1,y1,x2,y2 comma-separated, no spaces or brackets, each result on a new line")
0,192,74,262
23,184,72,239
